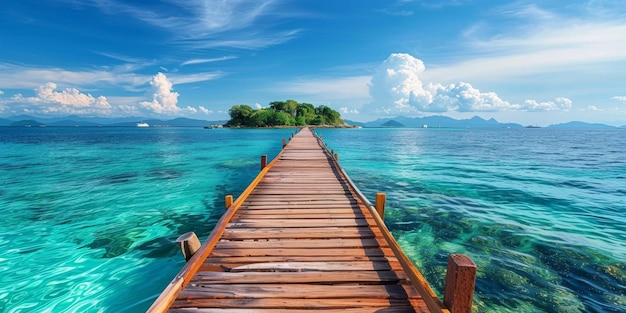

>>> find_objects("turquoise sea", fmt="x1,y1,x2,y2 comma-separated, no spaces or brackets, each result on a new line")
0,127,624,312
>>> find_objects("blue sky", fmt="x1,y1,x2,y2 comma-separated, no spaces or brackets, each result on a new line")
1,0,625,126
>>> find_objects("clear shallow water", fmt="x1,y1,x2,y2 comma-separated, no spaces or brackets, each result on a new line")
0,127,292,312
1,127,624,312
317,127,626,313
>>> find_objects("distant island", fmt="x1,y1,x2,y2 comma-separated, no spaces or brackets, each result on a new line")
226,100,344,127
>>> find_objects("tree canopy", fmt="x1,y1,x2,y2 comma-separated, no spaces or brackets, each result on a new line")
226,100,344,127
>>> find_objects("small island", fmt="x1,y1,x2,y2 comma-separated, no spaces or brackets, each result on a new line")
226,100,345,127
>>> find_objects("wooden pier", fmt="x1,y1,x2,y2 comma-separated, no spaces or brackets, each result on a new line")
149,127,476,313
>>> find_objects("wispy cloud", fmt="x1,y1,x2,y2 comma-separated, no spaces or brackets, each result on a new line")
424,7,626,85
0,63,222,91
612,96,626,104
272,75,371,101
0,63,147,91
181,56,238,66
79,0,301,50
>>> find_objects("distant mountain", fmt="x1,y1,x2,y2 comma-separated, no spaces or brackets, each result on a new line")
343,119,365,127
547,121,616,129
0,115,228,127
47,120,103,127
9,119,46,127
0,118,12,126
380,120,405,127
364,115,523,128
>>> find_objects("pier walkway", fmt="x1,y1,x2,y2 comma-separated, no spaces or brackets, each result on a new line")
149,127,475,313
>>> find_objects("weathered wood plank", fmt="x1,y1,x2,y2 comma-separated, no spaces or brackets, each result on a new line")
178,284,420,299
221,227,380,240
215,238,388,249
171,298,419,309
233,213,366,219
227,218,375,228
209,247,394,257
190,271,406,284
169,306,422,313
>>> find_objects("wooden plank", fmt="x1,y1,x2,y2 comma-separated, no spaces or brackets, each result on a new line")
226,261,399,272
169,306,422,313
233,213,364,219
221,227,380,240
209,247,395,258
178,284,421,299
190,271,406,284
237,208,364,215
171,298,419,309
215,239,387,249
201,256,400,268
227,218,375,228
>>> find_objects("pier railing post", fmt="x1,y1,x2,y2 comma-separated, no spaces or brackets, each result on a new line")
176,232,201,262
375,192,386,218
444,254,477,313
225,195,233,209
282,138,287,148
261,155,267,170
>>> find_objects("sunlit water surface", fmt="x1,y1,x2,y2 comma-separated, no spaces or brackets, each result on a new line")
1,127,624,312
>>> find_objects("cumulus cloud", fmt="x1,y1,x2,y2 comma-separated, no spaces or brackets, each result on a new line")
521,97,572,112
140,73,180,114
3,82,113,115
198,106,212,114
365,53,573,115
35,82,111,108
365,53,519,114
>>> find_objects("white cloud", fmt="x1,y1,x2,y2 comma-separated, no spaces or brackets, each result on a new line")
81,0,301,50
521,97,572,112
34,82,111,108
339,107,359,114
169,72,223,85
612,96,626,104
198,106,212,114
365,53,522,115
255,103,263,109
0,90,4,95
3,82,113,115
140,73,180,114
424,18,626,85
181,56,238,66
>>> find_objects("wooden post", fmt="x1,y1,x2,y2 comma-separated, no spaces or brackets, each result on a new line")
334,153,338,160
261,155,267,170
176,232,201,262
282,138,287,148
375,192,386,218
444,254,477,313
225,194,233,209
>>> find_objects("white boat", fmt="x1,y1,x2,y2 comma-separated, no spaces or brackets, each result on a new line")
137,122,149,128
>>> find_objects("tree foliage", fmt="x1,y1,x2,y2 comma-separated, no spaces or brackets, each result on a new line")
226,100,344,127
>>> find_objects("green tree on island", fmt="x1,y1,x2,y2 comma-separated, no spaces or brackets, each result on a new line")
226,100,344,127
